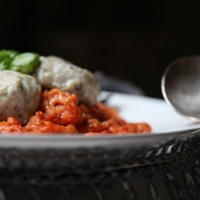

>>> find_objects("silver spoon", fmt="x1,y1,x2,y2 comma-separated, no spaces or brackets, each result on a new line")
161,55,200,122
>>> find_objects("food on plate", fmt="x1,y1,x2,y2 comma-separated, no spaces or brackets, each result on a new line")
0,49,19,70
0,49,151,135
36,56,100,105
0,70,41,125
0,89,151,134
0,49,40,74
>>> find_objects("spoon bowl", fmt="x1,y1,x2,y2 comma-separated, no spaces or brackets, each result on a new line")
161,56,200,122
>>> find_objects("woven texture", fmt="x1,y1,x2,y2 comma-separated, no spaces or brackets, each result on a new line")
0,131,200,200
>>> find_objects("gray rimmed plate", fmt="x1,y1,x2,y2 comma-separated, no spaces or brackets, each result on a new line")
0,92,200,179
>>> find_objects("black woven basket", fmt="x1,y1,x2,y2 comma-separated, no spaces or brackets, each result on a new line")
0,128,200,200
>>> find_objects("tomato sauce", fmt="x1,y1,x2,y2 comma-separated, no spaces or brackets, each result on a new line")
0,89,151,135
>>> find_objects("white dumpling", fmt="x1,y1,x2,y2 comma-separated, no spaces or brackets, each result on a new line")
0,70,41,125
35,56,100,105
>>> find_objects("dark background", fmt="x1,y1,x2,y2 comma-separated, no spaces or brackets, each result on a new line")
1,0,200,98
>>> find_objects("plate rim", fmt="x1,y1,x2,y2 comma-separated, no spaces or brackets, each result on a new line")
0,128,199,149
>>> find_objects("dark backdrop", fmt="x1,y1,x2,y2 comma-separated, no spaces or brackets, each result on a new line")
1,0,200,98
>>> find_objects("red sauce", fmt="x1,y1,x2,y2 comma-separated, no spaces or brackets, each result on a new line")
0,89,151,135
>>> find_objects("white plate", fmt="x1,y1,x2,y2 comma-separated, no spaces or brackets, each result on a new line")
0,91,200,150
102,92,200,133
